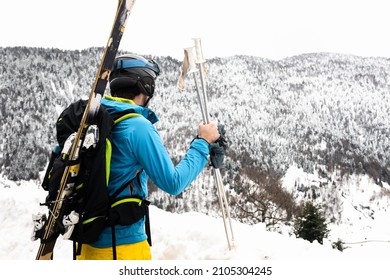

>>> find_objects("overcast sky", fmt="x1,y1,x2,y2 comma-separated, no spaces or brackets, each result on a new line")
1,0,390,60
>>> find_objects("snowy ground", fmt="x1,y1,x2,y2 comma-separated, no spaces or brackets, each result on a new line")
0,176,389,279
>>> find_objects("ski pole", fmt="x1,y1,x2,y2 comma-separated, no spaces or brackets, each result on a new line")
191,38,235,250
183,47,207,122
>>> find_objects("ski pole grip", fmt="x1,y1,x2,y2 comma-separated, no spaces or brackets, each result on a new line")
184,47,198,73
126,0,137,10
193,38,205,63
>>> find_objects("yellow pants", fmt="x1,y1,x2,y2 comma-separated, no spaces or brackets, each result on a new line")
77,240,152,260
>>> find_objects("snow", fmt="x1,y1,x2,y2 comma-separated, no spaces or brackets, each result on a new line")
282,164,390,244
0,175,389,279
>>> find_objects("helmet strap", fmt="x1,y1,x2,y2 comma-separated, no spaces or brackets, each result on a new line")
142,95,152,108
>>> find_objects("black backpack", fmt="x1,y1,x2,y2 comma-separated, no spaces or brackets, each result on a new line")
40,99,150,259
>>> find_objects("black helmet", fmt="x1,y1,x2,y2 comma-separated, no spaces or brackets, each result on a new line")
109,54,160,96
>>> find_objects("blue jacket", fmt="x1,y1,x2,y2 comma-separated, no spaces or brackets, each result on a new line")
91,96,210,248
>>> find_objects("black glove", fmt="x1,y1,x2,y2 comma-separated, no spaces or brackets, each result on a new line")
216,124,227,149
209,124,227,169
210,142,225,169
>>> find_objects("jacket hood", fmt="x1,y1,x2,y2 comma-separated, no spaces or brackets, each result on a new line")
101,96,158,124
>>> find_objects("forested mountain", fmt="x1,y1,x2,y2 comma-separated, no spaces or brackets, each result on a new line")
1,47,390,236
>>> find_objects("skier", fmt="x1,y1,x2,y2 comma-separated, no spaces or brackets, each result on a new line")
77,54,222,260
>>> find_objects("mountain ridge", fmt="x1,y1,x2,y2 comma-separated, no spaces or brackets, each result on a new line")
1,47,390,240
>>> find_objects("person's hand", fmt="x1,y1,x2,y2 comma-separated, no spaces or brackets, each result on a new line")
197,122,220,144
210,124,227,168
210,143,225,168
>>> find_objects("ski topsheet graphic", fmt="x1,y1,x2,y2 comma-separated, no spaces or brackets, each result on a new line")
34,0,136,260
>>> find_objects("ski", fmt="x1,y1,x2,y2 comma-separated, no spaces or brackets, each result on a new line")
35,0,136,260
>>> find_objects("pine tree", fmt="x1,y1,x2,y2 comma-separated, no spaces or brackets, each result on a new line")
293,201,329,244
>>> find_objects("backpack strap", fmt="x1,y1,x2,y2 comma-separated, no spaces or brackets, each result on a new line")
106,108,144,260
108,172,143,260
111,108,141,125
145,204,152,246
108,108,143,201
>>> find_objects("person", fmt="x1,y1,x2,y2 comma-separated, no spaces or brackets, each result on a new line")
77,54,221,260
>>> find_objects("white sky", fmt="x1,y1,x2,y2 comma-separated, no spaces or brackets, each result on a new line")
1,0,390,60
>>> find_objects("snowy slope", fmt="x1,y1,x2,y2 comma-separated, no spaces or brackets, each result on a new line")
0,176,389,261
282,165,390,250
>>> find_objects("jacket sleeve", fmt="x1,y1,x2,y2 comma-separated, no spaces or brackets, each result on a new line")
130,120,210,196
